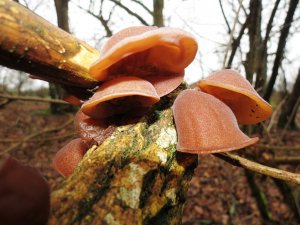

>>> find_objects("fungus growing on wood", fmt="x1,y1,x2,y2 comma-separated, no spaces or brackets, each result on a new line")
89,26,197,96
0,156,50,225
81,76,160,119
198,69,273,124
173,89,259,154
53,138,88,177
75,110,115,145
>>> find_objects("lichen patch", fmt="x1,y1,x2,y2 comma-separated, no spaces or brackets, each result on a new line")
156,127,177,148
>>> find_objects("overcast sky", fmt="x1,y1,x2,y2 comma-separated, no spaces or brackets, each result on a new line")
1,0,299,90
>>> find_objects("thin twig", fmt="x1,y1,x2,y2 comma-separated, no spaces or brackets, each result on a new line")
223,0,243,67
109,0,149,25
257,144,300,151
1,116,74,155
0,94,69,104
0,133,75,143
280,97,300,141
267,96,287,132
131,0,152,15
219,0,231,33
215,152,300,184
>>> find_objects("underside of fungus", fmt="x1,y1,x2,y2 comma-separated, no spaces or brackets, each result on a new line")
81,76,160,119
198,69,273,124
173,90,259,154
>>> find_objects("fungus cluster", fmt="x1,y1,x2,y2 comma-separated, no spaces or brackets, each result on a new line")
53,26,272,178
173,69,272,154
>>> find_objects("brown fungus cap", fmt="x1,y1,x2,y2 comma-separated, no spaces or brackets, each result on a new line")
198,69,272,124
81,76,160,119
89,26,197,96
173,89,259,154
53,138,88,178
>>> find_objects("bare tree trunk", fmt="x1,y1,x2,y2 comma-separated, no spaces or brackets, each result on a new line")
153,0,164,27
277,68,300,128
264,0,299,101
51,0,75,113
54,0,70,31
255,0,281,95
244,0,263,84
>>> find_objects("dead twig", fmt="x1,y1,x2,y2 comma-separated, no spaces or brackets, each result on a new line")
1,116,74,155
257,144,300,151
0,94,69,104
267,156,300,164
0,133,75,143
215,152,300,184
280,97,300,141
0,98,11,108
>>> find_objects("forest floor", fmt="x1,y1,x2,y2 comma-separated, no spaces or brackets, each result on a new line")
0,101,299,225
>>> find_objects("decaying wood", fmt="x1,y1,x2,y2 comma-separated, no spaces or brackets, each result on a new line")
0,0,99,89
49,86,198,225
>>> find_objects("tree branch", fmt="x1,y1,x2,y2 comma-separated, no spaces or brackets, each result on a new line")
223,0,243,68
109,0,150,25
0,0,100,89
0,94,69,104
131,0,153,15
1,116,73,155
219,0,231,33
264,0,299,101
215,152,300,184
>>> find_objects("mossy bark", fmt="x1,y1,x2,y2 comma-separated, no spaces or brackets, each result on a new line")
49,86,198,225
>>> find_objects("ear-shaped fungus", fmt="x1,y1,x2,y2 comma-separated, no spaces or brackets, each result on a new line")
81,76,160,119
0,156,50,225
198,69,272,124
53,138,88,177
173,90,259,154
89,26,197,96
75,110,115,145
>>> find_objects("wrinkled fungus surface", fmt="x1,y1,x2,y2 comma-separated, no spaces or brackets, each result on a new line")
173,89,259,154
53,138,88,177
75,110,115,145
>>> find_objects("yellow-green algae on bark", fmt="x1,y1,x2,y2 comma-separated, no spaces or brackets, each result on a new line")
49,85,198,225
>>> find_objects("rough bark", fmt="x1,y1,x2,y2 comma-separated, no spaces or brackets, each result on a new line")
49,85,198,225
264,0,299,101
54,0,70,31
277,68,300,128
153,0,164,27
244,0,263,85
0,0,100,90
255,0,281,95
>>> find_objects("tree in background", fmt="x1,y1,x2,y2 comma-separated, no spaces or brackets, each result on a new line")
50,0,76,113
278,68,300,129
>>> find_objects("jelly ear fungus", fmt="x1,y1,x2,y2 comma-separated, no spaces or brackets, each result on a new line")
172,90,259,154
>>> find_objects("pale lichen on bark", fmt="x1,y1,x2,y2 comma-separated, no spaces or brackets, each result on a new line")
49,85,198,225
